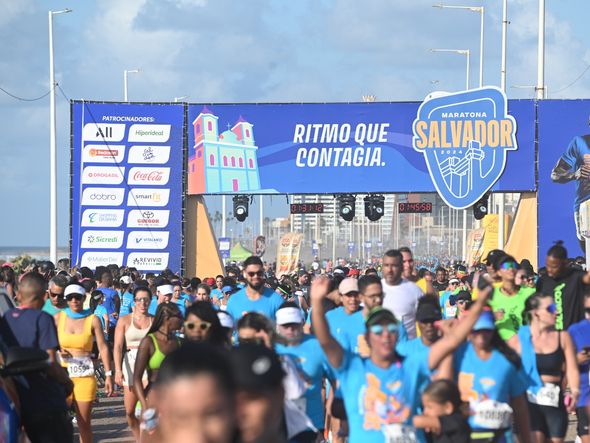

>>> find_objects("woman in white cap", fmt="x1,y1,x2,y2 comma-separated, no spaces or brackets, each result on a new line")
113,286,153,441
55,283,113,443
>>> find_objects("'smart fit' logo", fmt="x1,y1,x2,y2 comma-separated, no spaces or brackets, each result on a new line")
412,87,518,209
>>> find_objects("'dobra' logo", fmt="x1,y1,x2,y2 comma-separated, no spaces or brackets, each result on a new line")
412,87,517,209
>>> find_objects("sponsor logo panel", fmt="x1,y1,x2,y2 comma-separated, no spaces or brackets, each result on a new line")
82,145,125,163
127,167,170,185
127,188,170,207
81,187,125,206
127,209,170,228
128,145,171,164
82,166,125,185
81,230,125,249
80,252,124,268
81,209,125,227
126,252,169,270
82,123,125,142
126,231,169,250
127,124,171,143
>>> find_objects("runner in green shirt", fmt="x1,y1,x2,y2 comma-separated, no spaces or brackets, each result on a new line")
488,255,535,340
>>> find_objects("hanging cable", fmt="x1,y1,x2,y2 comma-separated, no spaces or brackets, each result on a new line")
0,84,54,102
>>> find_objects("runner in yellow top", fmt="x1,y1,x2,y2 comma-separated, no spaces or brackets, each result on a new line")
55,283,113,443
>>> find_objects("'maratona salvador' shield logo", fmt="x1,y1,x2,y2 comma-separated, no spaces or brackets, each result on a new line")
412,87,517,209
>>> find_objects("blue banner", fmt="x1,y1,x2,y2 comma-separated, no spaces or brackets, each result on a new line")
187,101,535,196
538,100,590,264
71,102,185,273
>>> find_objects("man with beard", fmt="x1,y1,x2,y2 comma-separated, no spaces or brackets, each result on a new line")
432,267,448,293
275,302,326,442
227,256,284,322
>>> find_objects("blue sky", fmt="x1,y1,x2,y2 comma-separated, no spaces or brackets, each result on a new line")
1,0,589,247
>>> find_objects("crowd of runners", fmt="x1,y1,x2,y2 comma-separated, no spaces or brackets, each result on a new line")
0,242,589,443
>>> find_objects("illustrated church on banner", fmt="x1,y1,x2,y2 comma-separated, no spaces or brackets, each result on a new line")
188,106,261,194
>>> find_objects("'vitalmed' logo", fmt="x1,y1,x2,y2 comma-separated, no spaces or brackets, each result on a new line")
127,209,170,228
126,252,169,270
81,209,125,227
81,230,124,249
128,167,170,185
127,189,170,207
412,87,517,209
126,231,169,250
81,252,124,268
82,166,125,185
82,145,125,163
81,188,125,206
128,145,171,164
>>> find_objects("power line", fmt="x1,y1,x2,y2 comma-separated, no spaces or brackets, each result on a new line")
0,84,54,102
56,83,70,102
553,64,590,94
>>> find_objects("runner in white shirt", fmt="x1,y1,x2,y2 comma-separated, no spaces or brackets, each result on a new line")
381,249,423,339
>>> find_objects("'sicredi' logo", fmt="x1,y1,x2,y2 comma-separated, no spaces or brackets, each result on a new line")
412,87,518,209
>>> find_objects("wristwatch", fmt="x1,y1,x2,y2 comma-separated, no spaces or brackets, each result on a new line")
105,370,113,376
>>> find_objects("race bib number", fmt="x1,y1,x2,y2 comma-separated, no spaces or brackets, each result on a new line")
473,400,512,430
445,305,457,318
64,356,94,378
527,383,560,407
383,424,417,443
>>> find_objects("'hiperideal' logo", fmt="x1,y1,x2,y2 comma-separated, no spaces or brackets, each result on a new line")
412,87,518,209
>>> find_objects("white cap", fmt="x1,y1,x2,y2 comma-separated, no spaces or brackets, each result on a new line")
217,312,234,329
120,276,132,284
276,307,304,325
157,284,174,295
64,284,86,297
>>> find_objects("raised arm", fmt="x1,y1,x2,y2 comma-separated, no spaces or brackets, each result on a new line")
310,276,344,369
428,275,492,370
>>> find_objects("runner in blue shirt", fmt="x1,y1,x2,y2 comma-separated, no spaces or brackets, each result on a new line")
275,302,327,438
311,274,493,443
148,282,173,316
226,256,283,322
118,276,134,317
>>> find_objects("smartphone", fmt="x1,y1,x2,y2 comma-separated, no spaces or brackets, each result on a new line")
582,345,590,353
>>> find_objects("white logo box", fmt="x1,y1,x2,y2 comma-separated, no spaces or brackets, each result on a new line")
126,252,169,270
82,145,125,163
81,209,125,228
128,146,171,164
81,230,125,249
127,124,171,143
127,209,170,228
82,123,126,142
126,231,170,250
127,188,170,207
127,167,171,186
82,166,125,185
80,251,124,268
81,187,125,206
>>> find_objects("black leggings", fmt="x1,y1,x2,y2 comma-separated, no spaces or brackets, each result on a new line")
528,398,568,439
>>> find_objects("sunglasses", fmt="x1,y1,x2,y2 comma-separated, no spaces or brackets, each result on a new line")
184,321,211,331
48,290,63,298
135,297,151,304
500,262,518,270
369,323,398,335
545,303,557,314
247,271,264,277
66,294,84,302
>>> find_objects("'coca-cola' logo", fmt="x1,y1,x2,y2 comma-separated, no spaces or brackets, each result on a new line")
133,171,164,182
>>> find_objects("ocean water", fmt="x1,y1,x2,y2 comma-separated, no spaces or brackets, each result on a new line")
0,247,69,263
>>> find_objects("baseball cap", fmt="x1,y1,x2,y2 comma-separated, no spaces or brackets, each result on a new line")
365,307,398,327
416,303,442,323
276,306,304,325
472,310,496,331
449,278,460,285
230,344,284,392
339,278,359,295
348,268,360,277
333,267,345,275
120,275,132,284
222,285,234,294
456,290,472,302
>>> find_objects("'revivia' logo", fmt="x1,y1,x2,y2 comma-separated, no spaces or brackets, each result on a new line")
412,87,518,209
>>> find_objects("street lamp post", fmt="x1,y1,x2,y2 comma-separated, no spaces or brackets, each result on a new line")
433,4,484,88
430,48,470,90
48,8,72,265
123,69,140,102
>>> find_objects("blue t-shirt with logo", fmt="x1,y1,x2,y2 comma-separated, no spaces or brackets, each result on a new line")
174,298,186,317
119,291,134,317
568,318,590,406
336,352,430,443
276,335,328,430
556,135,590,210
98,287,119,326
453,342,527,431
226,287,284,322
